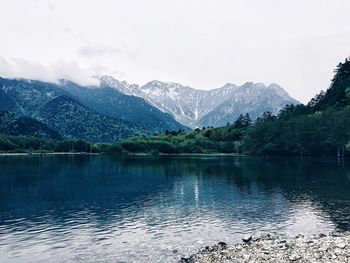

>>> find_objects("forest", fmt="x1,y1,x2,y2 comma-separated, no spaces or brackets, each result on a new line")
111,57,350,156
0,57,349,156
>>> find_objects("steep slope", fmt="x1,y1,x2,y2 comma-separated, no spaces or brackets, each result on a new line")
0,76,297,132
102,76,298,128
243,57,350,156
0,77,68,115
0,77,188,134
138,80,215,128
0,111,61,139
199,83,299,127
33,95,148,143
308,58,350,111
101,77,226,128
0,90,17,112
59,79,189,133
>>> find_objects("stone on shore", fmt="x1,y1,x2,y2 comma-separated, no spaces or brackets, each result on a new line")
179,232,350,263
242,235,252,243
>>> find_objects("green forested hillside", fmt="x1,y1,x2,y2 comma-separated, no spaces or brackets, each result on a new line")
0,111,62,139
1,58,349,155
0,77,188,138
243,58,350,155
34,95,148,143
59,80,189,133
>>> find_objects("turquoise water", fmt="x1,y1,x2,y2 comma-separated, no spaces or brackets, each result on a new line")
0,155,349,262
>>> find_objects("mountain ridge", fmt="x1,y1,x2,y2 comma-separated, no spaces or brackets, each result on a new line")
0,76,188,139
101,76,299,128
0,75,299,137
59,79,189,133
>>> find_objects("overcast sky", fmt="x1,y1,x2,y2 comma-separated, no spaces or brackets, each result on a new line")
0,0,350,102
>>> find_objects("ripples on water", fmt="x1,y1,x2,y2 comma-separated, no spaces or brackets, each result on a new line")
0,155,349,262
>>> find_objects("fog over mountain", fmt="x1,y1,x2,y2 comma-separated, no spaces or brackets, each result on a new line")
1,1,350,103
101,76,299,128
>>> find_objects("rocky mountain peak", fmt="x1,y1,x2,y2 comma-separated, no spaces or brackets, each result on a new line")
92,75,299,128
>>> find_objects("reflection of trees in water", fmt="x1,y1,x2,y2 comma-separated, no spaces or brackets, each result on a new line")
164,157,350,231
111,156,350,231
0,156,349,231
0,155,174,227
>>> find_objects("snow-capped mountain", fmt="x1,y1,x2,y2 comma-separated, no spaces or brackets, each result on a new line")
100,76,299,128
198,82,299,127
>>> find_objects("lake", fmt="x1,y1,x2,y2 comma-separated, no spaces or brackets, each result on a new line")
0,155,349,262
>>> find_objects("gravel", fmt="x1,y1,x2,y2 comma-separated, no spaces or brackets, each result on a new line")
179,232,350,263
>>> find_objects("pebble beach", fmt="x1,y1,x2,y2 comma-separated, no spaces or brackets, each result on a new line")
180,232,350,263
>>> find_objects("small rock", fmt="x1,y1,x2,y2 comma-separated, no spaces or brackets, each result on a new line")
218,241,227,248
264,233,272,240
319,233,327,238
318,246,328,252
314,253,322,259
289,254,302,261
330,232,341,237
172,249,178,253
336,243,346,249
242,235,252,243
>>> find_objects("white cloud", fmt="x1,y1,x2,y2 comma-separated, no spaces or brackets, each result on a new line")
78,46,120,57
0,57,99,86
0,0,350,102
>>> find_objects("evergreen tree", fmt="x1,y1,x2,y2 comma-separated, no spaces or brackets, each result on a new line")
233,113,252,128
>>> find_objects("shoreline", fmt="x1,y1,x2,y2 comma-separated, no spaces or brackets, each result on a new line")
180,232,350,263
0,152,347,159
0,152,244,157
131,153,244,157
0,152,100,156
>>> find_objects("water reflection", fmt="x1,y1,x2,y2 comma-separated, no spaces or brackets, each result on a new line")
0,155,349,262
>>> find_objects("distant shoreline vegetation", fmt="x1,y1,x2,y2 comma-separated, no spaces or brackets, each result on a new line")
1,57,350,157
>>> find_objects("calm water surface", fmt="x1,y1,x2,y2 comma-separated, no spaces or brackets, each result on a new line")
0,155,349,262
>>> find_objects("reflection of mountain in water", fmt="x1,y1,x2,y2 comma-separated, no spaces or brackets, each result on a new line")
0,156,349,231
0,156,349,262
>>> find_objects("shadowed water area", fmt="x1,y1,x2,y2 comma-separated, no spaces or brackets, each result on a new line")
0,155,349,262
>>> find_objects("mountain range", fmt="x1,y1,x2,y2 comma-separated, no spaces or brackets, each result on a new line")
0,77,187,142
101,76,299,128
0,75,298,142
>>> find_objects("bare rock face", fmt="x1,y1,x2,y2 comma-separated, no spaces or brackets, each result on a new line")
102,76,299,128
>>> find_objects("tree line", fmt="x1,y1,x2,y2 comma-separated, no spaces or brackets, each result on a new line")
1,57,349,156
110,57,350,156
